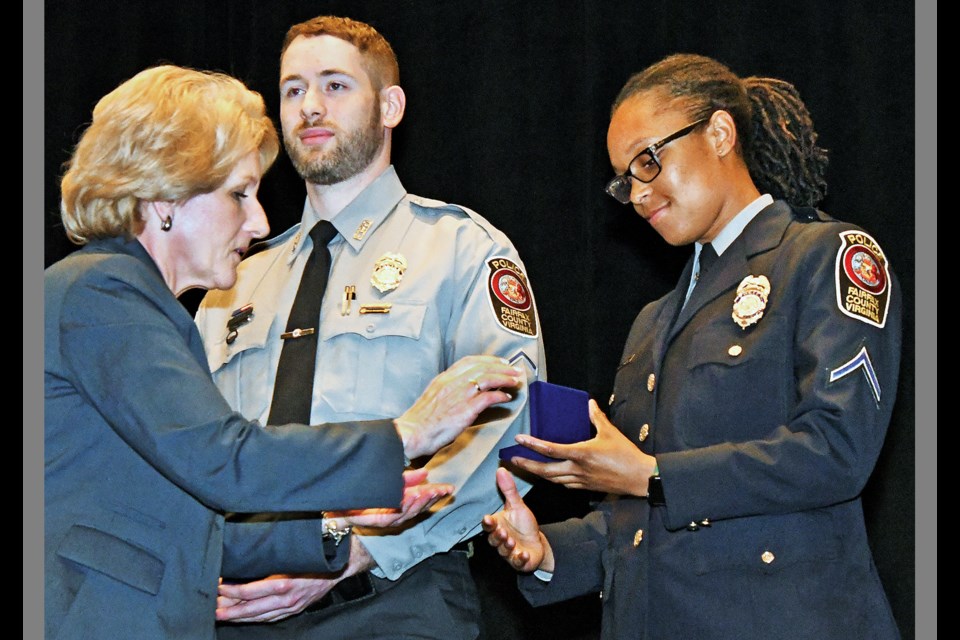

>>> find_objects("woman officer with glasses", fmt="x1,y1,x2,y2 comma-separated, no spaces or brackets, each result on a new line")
482,53,904,639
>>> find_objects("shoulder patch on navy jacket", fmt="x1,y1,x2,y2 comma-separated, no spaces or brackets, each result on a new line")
834,229,891,328
486,256,538,338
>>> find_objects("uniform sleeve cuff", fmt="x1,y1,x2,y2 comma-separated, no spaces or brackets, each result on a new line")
533,568,554,582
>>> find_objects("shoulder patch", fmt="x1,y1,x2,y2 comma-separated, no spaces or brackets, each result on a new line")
834,229,891,328
486,256,538,338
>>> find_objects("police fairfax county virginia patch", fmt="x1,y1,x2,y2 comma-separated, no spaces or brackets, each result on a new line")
486,256,538,338
834,230,891,328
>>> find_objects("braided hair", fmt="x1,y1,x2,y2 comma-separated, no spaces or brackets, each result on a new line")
613,54,828,207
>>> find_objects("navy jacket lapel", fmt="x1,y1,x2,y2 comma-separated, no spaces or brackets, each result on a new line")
653,256,694,365
668,201,793,341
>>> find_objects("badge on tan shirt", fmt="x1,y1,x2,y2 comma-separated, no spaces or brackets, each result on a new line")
371,253,407,293
487,256,538,337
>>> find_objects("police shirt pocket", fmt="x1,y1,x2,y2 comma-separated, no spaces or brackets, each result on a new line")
679,316,790,446
206,309,274,373
56,524,165,595
207,311,277,419
685,315,787,370
318,302,429,416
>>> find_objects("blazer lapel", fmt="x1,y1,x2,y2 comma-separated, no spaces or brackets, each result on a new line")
653,256,694,365
669,248,747,339
669,201,794,339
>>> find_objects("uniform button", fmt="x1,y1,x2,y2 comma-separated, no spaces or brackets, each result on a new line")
686,521,700,531
393,562,403,571
699,518,712,527
761,550,775,564
633,529,644,547
366,324,375,333
638,423,650,442
728,345,743,357
608,393,616,405
413,547,423,558
647,373,656,392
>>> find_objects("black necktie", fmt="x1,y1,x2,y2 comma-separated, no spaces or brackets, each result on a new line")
697,243,718,281
267,220,338,426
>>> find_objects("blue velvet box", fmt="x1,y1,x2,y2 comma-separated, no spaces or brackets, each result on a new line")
499,380,592,462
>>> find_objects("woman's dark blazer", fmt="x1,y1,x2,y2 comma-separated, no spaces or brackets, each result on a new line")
44,237,405,639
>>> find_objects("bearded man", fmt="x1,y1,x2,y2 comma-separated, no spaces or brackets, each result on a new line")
195,15,546,640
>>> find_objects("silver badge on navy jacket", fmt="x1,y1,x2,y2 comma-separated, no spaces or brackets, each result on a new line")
732,275,771,329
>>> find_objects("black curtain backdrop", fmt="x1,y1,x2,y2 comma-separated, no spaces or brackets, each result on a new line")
44,1,916,638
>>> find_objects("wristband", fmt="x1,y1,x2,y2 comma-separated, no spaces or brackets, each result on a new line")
647,475,665,506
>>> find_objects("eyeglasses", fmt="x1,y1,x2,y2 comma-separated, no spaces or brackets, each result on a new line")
605,116,711,204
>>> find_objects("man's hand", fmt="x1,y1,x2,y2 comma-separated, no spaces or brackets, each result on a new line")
481,468,553,573
506,399,656,496
396,355,524,459
216,538,376,623
216,574,335,623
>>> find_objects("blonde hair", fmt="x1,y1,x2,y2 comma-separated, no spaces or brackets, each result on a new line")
60,64,280,244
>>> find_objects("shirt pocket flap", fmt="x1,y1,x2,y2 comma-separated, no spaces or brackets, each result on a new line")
206,310,275,373
686,316,786,370
57,524,165,595
693,510,840,575
319,302,427,341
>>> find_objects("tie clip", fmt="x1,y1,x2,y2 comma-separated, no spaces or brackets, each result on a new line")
280,327,316,339
359,304,392,314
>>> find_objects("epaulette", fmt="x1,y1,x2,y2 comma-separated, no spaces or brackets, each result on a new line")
408,194,469,217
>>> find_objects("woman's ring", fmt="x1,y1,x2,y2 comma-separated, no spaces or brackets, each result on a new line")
469,379,481,394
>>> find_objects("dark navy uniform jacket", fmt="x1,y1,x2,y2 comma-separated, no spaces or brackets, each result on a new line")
519,200,903,639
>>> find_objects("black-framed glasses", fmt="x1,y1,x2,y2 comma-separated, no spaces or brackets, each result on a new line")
605,116,711,204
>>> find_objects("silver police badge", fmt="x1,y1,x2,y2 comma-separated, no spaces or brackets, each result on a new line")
732,275,771,329
371,252,407,293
